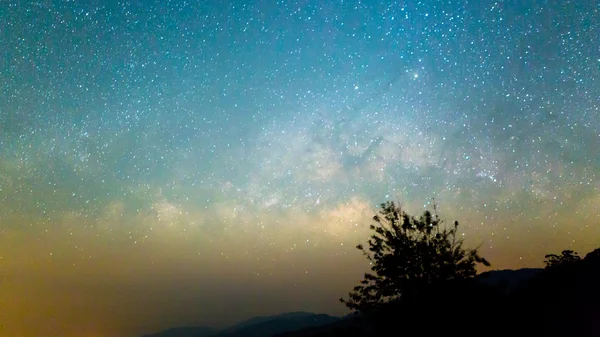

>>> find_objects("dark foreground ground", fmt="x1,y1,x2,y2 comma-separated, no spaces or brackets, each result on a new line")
275,248,600,337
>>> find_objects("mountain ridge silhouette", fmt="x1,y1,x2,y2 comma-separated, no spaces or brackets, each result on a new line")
141,312,340,337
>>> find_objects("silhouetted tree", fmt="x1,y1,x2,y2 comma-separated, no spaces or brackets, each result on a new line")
340,201,490,311
544,249,581,269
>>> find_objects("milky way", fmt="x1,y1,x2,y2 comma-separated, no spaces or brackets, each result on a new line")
1,1,599,336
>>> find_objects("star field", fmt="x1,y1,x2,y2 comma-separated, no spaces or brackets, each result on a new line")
0,0,599,336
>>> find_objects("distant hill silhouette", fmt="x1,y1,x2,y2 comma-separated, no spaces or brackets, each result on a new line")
476,267,542,293
270,313,373,337
218,312,339,337
220,312,324,334
142,312,340,337
141,326,215,337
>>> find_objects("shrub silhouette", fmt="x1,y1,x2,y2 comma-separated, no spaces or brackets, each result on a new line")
340,201,490,312
584,247,600,261
544,249,581,269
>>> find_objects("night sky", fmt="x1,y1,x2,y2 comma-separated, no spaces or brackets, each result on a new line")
1,0,599,335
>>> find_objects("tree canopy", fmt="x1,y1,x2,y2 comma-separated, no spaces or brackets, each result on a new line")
544,249,581,269
340,201,490,312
